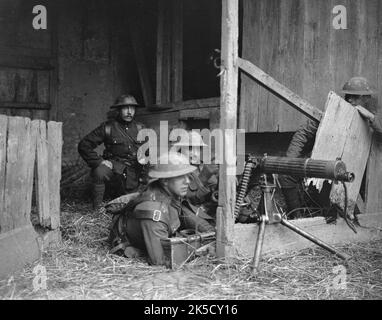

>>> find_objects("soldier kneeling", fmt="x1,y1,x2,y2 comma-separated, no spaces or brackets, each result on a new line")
108,152,215,266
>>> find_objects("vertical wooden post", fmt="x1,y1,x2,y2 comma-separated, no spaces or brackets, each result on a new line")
156,0,184,105
217,0,239,259
171,0,183,102
49,1,59,121
36,120,51,227
0,115,8,229
156,0,172,105
48,121,63,229
365,134,382,214
128,3,154,107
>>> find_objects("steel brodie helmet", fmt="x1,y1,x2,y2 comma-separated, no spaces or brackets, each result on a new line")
341,77,374,96
149,152,197,179
110,94,141,109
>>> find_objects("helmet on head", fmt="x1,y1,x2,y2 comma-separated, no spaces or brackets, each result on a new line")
149,152,197,179
110,94,141,109
172,131,207,147
341,77,374,96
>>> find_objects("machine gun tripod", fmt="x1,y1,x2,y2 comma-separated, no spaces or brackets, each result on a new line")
235,155,355,274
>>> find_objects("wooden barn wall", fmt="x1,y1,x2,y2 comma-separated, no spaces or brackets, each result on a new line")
0,0,54,120
240,0,382,133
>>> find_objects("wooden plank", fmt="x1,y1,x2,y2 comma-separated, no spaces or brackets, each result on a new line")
3,117,33,232
32,109,50,120
329,0,352,96
15,109,32,118
36,120,50,227
238,58,323,122
0,226,61,279
0,226,41,278
257,0,280,132
0,54,53,70
25,121,38,221
138,97,220,115
0,115,8,233
156,0,165,105
365,135,382,214
156,0,172,105
127,3,154,107
0,102,50,110
217,0,239,259
233,213,382,258
239,0,262,132
302,0,333,116
179,108,210,120
37,71,50,104
171,0,183,102
277,0,305,132
47,121,62,229
308,92,373,214
0,45,52,59
48,1,59,121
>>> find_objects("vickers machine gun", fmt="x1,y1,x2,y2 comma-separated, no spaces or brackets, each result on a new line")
236,154,355,273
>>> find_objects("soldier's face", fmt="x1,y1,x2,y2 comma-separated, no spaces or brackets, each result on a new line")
184,146,202,165
119,106,136,122
166,174,191,197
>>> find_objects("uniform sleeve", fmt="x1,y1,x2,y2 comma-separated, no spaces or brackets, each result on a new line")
78,123,106,168
179,206,215,233
286,120,319,158
370,111,382,134
140,219,169,266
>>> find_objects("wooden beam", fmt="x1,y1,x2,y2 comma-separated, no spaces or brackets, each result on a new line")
0,115,7,229
237,57,323,122
48,121,62,229
36,120,51,227
156,0,172,105
217,0,239,260
171,0,183,102
128,4,154,107
140,97,220,114
365,134,382,214
48,1,59,121
0,102,51,110
0,55,53,70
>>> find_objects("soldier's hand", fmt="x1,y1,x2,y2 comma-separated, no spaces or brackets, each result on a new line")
356,105,375,123
101,160,113,170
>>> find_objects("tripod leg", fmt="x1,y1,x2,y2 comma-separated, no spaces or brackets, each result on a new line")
251,217,266,274
280,218,351,261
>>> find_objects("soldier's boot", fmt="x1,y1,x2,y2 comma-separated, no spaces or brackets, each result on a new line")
92,183,106,214
282,187,304,219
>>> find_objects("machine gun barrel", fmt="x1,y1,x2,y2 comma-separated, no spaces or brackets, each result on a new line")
259,156,354,182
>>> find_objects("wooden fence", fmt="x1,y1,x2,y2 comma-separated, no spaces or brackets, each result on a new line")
0,115,62,278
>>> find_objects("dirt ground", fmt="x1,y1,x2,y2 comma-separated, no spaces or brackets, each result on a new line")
1,201,382,300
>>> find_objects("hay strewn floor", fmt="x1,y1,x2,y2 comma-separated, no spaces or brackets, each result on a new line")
1,201,382,300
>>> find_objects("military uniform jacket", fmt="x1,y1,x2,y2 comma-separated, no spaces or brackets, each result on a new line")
124,181,215,266
187,170,214,205
287,110,382,159
286,120,319,158
78,119,144,173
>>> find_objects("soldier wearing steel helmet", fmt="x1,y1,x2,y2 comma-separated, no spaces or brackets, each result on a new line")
279,77,381,218
78,94,146,213
172,131,219,223
108,152,215,266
